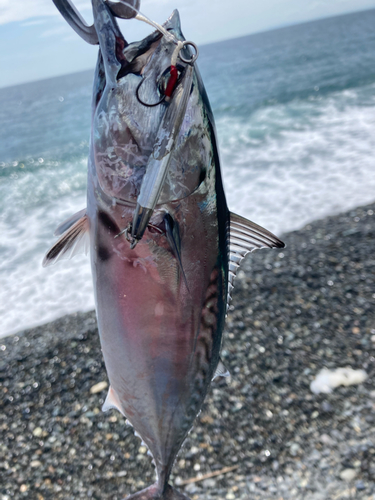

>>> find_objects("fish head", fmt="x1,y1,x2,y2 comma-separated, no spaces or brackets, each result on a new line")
91,0,212,205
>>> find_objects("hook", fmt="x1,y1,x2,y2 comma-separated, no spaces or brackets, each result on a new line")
136,77,166,107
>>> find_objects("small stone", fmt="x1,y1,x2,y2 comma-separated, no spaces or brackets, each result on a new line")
320,434,334,445
20,485,28,493
202,478,216,488
321,401,332,412
90,381,108,394
185,483,198,494
340,469,357,481
356,480,366,490
30,460,42,468
33,427,43,437
138,446,147,454
290,443,300,456
226,493,235,500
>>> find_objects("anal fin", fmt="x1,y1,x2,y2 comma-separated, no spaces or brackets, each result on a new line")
102,386,126,417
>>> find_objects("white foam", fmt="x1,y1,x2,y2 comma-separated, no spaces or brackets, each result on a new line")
0,157,94,338
0,194,94,337
310,367,368,394
217,84,375,234
2,85,375,337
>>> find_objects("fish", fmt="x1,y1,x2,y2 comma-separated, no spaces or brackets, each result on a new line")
43,1,285,498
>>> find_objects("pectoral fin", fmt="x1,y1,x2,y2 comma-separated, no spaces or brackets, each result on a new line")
228,212,285,305
42,210,89,267
164,213,189,290
54,208,87,236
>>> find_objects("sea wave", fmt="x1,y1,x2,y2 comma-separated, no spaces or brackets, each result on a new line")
2,10,375,337
217,83,375,234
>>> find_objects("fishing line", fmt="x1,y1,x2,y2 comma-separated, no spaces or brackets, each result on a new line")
106,0,178,44
107,0,199,65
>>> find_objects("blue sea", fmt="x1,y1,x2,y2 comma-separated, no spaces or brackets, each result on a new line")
1,9,375,337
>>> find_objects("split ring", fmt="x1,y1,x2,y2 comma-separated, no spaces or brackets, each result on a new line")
179,41,199,65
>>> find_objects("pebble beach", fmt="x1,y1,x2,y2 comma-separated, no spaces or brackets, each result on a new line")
1,202,375,500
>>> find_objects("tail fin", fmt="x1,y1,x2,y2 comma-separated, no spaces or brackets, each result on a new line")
126,483,190,500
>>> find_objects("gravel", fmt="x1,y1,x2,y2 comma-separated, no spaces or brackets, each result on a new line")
1,202,375,500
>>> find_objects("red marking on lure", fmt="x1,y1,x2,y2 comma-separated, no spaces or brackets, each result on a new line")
164,65,178,98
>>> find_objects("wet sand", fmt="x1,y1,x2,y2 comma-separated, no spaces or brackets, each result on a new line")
1,202,375,500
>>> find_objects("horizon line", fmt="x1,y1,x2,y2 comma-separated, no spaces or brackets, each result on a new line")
1,5,374,91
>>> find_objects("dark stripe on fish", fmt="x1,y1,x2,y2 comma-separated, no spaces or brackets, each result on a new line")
98,245,111,262
193,267,220,390
98,211,120,235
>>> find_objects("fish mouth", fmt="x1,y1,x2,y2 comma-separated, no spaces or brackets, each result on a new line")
92,0,184,83
117,29,164,79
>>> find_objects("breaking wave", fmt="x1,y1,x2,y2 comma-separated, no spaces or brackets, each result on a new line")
1,9,375,336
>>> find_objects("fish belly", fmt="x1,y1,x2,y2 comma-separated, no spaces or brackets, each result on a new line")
89,192,226,477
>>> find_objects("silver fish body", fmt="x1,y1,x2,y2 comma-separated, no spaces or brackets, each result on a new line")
89,3,228,494
44,1,284,498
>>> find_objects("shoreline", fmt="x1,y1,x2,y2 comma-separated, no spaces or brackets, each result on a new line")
1,202,375,499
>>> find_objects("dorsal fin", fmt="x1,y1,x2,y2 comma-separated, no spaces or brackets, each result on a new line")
228,212,284,306
42,210,89,267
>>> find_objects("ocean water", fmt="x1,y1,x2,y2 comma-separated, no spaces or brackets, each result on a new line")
1,9,375,337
